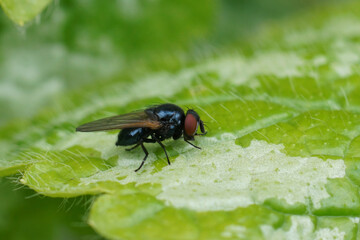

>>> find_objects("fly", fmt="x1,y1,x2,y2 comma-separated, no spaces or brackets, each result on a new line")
76,103,207,172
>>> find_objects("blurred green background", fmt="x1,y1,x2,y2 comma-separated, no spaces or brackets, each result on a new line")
0,0,342,126
0,0,352,239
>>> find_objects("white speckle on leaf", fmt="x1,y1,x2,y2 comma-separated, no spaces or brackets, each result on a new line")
261,216,314,240
79,133,346,212
331,63,352,78
336,50,359,64
314,227,346,240
331,44,359,78
199,51,304,86
350,217,360,224
221,224,247,238
284,17,360,47
313,56,327,66
261,216,346,240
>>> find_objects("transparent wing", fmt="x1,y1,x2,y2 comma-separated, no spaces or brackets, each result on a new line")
76,110,161,132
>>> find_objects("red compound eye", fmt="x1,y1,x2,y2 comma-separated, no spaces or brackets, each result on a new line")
184,113,198,136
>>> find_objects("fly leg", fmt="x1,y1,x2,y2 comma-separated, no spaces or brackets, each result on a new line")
134,138,156,172
135,143,148,172
185,139,201,149
152,134,171,166
127,138,156,151
126,143,140,151
195,132,207,136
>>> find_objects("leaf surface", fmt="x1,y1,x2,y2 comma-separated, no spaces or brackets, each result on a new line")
1,1,360,240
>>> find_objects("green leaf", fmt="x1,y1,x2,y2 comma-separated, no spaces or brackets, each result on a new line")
0,0,52,25
2,1,360,239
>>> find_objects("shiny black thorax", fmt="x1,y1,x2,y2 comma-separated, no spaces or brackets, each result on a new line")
116,104,185,146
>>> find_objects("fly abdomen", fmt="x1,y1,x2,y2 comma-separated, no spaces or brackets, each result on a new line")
116,128,151,146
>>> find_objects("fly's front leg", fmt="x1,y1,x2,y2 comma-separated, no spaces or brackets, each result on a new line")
195,132,207,136
152,134,171,166
185,139,201,149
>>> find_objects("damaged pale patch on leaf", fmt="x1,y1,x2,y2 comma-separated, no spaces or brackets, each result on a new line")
81,136,346,212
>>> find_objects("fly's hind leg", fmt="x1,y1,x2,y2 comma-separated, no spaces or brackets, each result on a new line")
126,143,140,151
127,138,156,151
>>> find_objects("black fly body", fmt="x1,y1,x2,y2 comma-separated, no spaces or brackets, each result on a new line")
76,103,207,172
